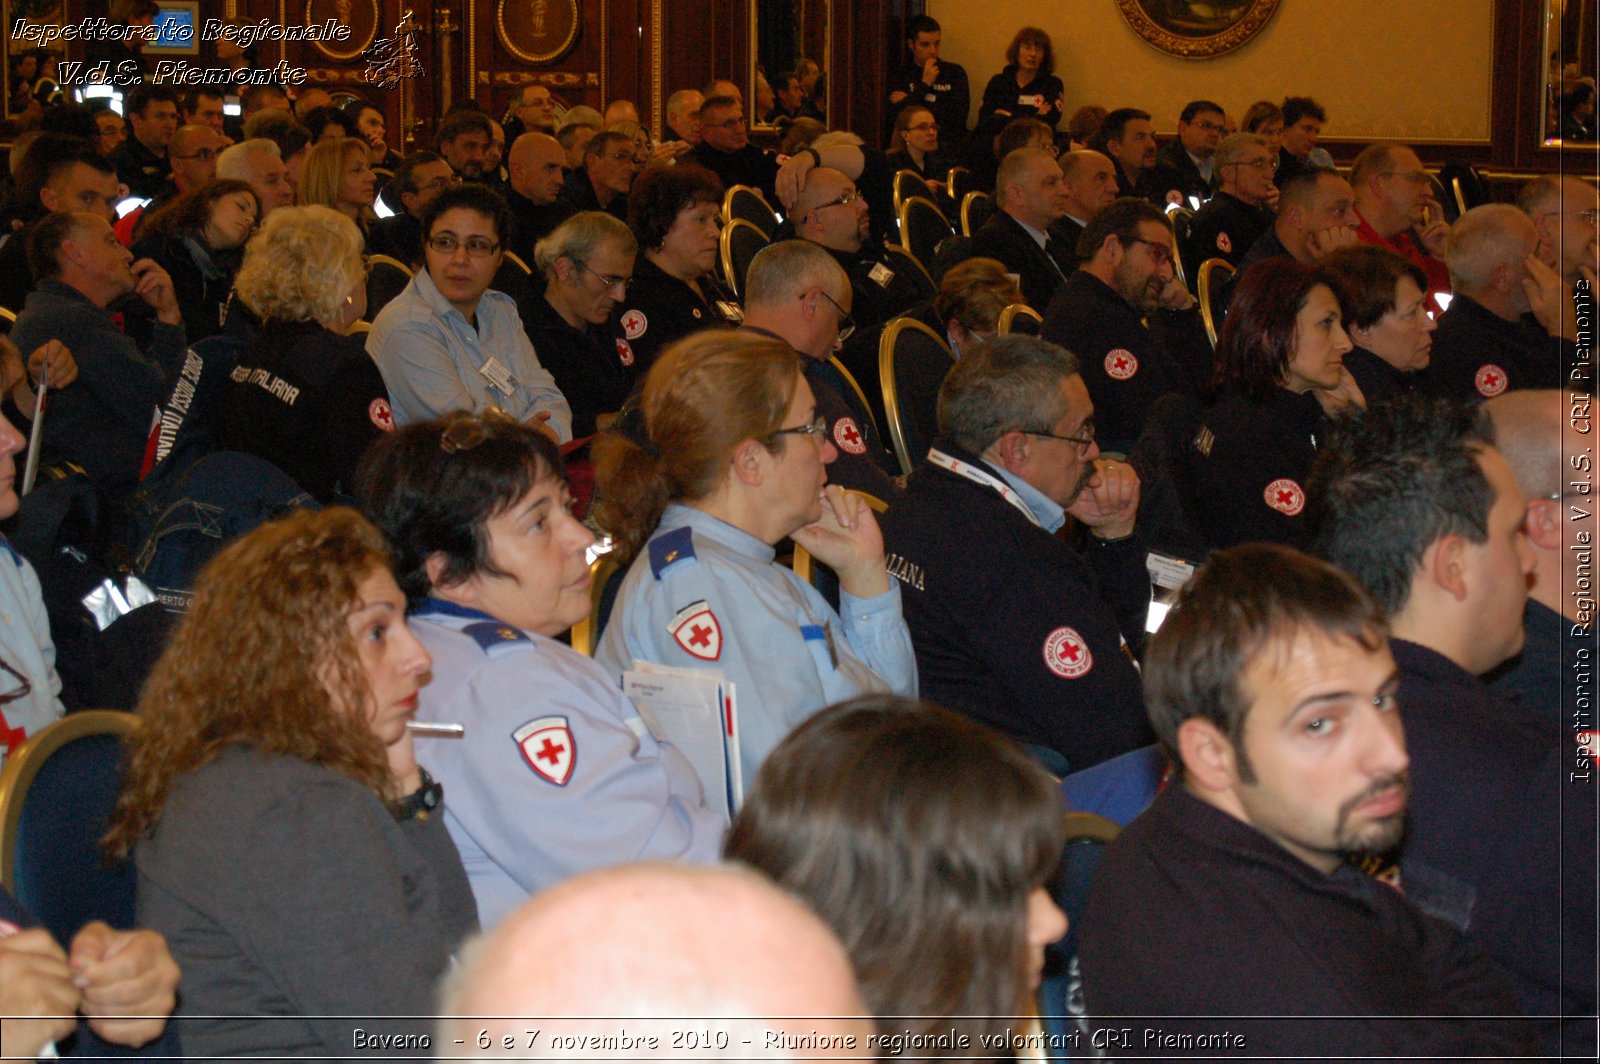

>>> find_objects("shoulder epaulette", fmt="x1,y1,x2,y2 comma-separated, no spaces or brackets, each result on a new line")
648,526,697,580
462,621,533,656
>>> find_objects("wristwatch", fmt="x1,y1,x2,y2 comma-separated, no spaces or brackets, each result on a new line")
392,767,443,822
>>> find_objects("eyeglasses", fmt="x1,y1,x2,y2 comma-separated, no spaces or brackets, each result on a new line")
439,410,516,454
817,289,856,341
1023,420,1096,455
1380,170,1433,186
906,122,939,133
417,174,463,193
772,415,828,441
710,117,746,130
1228,156,1278,172
810,189,862,212
574,259,632,293
1190,120,1226,134
1125,237,1172,265
602,150,638,164
171,147,219,161
428,234,501,257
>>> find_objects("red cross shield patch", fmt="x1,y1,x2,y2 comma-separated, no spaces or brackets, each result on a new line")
832,416,867,454
514,715,576,786
368,397,394,431
1043,626,1093,679
1105,349,1139,380
1264,478,1305,516
621,309,649,339
1475,363,1508,397
616,338,636,366
1216,231,1232,254
669,600,723,661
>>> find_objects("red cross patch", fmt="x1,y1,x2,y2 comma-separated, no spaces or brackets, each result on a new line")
616,338,635,366
1264,477,1305,516
669,600,723,661
1216,231,1232,254
1475,363,1508,397
514,715,576,786
368,397,394,431
621,309,649,339
832,416,867,454
1105,349,1139,380
0,708,26,758
1043,627,1093,679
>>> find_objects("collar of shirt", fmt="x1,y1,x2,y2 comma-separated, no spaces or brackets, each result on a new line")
987,457,1066,532
416,597,497,622
1187,150,1214,182
662,501,777,564
926,446,1065,532
1013,214,1051,250
410,265,481,330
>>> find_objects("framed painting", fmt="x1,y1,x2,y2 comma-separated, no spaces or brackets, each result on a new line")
1116,0,1281,59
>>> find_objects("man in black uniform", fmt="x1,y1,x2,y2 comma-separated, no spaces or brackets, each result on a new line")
1089,108,1156,198
741,241,899,499
112,85,179,199
791,166,929,333
969,148,1073,312
886,15,970,151
688,96,779,204
1042,198,1207,454
1080,542,1539,1058
1426,204,1574,401
558,132,637,222
1185,132,1275,275
435,110,494,184
1308,396,1596,1058
879,336,1151,774
1276,95,1326,187
371,152,459,266
504,133,575,266
1143,99,1224,209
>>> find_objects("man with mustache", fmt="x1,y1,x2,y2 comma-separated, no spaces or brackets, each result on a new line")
1042,197,1209,454
1309,396,1594,1058
879,336,1152,775
1081,542,1536,1056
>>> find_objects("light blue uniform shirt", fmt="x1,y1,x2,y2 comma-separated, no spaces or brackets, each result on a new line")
413,599,724,930
366,268,572,439
595,504,918,788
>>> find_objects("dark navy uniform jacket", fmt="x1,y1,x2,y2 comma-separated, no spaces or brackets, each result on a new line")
1185,190,1270,275
609,256,741,375
879,441,1152,772
1187,386,1328,553
1423,293,1570,401
1041,271,1207,454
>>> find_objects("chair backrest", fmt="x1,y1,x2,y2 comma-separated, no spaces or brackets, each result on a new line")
898,196,954,276
878,317,955,476
568,553,623,656
345,320,373,337
720,219,771,299
502,250,535,276
945,165,977,202
892,169,940,220
1165,206,1195,287
0,305,16,332
997,302,1043,335
0,711,139,943
880,244,936,302
928,233,973,287
365,254,414,321
826,355,882,440
1196,257,1236,350
722,184,780,238
960,191,994,237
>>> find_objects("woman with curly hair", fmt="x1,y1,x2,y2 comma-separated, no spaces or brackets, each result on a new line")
977,27,1064,136
610,163,741,372
104,507,477,1059
725,695,1068,1055
128,178,258,344
297,136,378,246
219,204,393,501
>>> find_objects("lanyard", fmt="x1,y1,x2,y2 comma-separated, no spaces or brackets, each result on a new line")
926,448,1040,527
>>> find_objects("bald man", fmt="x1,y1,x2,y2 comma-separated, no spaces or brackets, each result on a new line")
1350,143,1452,307
506,132,575,265
439,864,873,1056
116,123,224,244
1053,149,1119,266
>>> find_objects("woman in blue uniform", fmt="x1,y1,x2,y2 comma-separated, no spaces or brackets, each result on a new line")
592,330,917,786
1189,257,1362,552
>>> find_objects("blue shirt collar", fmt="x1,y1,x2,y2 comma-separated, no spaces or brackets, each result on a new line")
416,596,496,621
984,459,1067,533
662,502,777,563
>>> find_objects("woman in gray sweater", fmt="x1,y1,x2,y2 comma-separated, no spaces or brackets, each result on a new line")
104,507,478,1058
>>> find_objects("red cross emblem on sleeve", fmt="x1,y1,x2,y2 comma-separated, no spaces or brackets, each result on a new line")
669,600,723,661
1475,364,1508,397
1264,478,1305,516
1216,231,1232,254
368,397,394,431
832,416,867,454
514,715,576,786
1105,349,1139,380
621,309,649,339
615,338,635,366
1043,626,1094,679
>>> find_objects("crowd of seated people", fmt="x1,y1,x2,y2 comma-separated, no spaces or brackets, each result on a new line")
0,15,1595,1056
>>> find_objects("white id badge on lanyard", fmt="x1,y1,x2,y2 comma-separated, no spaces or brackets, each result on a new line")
477,356,517,397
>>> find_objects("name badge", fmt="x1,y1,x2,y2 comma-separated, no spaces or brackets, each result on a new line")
868,262,895,287
477,356,518,397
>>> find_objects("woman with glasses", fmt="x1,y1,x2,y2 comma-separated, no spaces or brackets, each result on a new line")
886,105,955,189
128,178,259,346
527,212,641,437
1188,257,1362,552
593,330,917,786
104,508,477,1059
611,165,742,374
725,695,1067,1057
297,136,379,249
220,205,393,502
355,412,724,930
